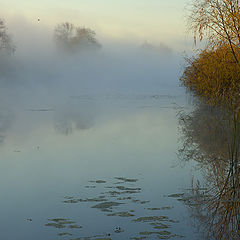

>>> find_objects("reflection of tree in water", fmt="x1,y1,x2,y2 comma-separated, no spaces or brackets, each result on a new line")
0,109,13,144
54,104,95,135
178,100,240,239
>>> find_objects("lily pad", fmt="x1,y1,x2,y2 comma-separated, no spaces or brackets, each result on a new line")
92,201,123,212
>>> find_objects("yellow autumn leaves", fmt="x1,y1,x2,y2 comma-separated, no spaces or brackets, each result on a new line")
182,0,240,110
181,45,240,107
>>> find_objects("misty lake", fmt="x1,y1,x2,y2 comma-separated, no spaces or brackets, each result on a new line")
0,83,205,239
2,0,240,239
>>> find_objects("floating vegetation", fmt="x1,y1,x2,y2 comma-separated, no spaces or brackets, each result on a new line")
63,199,80,203
115,186,141,191
107,211,135,217
146,207,173,211
68,224,82,229
91,201,123,212
57,232,73,236
89,180,106,184
150,222,170,229
69,233,111,240
114,177,138,183
139,230,171,236
63,196,107,204
107,190,139,196
47,176,181,239
48,218,75,224
45,218,79,230
133,216,171,223
45,222,66,228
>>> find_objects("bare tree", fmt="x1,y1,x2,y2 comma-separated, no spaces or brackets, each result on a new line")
0,19,15,55
189,0,240,64
54,22,101,53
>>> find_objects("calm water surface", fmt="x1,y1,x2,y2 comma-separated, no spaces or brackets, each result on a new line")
0,90,202,239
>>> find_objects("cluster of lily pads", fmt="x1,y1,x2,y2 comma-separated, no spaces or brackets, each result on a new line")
45,177,184,239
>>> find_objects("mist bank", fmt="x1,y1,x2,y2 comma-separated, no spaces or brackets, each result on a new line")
0,26,183,90
0,17,186,119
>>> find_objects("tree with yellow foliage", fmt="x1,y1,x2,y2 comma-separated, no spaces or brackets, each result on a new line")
189,0,240,63
182,0,240,110
181,45,240,109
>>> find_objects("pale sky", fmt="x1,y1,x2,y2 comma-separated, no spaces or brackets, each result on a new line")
0,0,191,49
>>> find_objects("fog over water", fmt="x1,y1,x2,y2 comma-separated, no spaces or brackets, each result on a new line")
0,18,184,114
0,3,207,240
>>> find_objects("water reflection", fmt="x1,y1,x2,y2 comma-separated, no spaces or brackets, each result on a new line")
178,100,240,239
0,108,14,144
0,93,195,239
54,102,95,135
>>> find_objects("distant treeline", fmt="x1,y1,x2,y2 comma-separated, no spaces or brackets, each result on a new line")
0,20,101,56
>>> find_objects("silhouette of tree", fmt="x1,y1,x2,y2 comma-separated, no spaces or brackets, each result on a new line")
178,101,240,239
0,19,15,55
54,22,101,53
